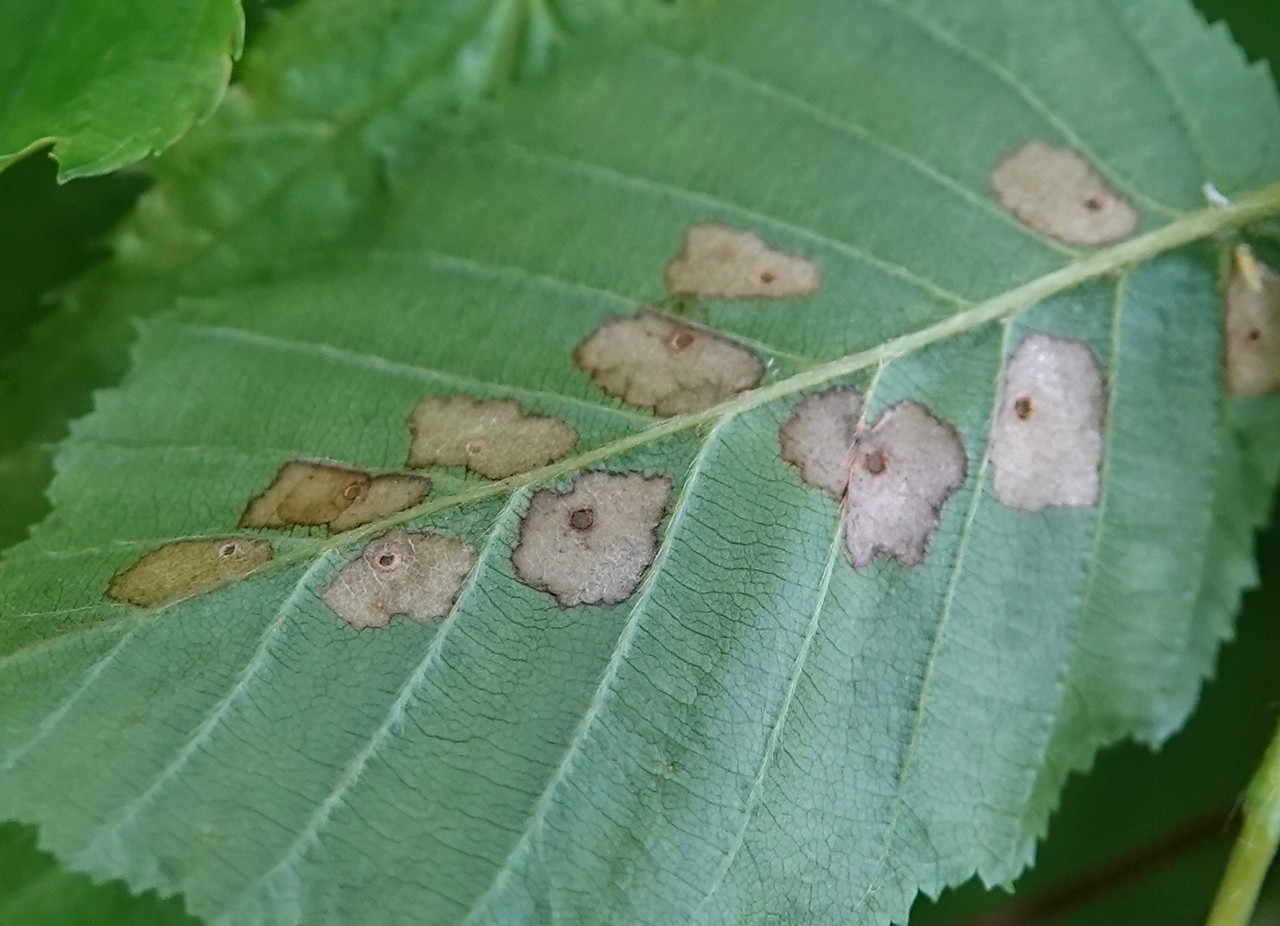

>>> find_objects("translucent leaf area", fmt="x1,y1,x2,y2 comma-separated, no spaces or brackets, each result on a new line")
2,1,1280,925
0,0,244,179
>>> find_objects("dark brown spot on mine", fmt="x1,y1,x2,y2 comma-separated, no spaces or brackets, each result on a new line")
1248,328,1263,342
665,329,697,352
1014,396,1034,420
569,507,595,531
863,450,888,475
758,269,778,285
218,541,241,557
375,551,401,570
1083,196,1103,212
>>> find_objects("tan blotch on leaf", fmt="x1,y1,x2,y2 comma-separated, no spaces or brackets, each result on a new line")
991,332,1106,512
239,461,431,532
107,538,274,608
665,224,822,299
990,140,1139,245
1224,247,1280,395
407,395,578,480
779,387,866,498
321,529,477,630
512,471,672,607
574,310,765,416
844,402,967,569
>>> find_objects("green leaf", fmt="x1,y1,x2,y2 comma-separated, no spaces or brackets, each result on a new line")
3,2,1280,925
915,515,1280,925
0,0,244,180
0,0,678,550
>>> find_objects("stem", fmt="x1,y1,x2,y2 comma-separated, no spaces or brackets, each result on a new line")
1206,717,1280,926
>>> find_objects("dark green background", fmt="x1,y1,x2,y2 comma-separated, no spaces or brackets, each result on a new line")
0,0,1277,923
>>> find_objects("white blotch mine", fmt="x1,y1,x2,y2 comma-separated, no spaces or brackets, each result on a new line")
239,461,430,532
107,538,274,607
1224,247,1280,395
321,529,477,630
778,387,866,498
665,224,822,299
991,332,1107,511
844,402,967,569
511,471,672,606
407,395,578,480
990,140,1139,245
574,310,765,416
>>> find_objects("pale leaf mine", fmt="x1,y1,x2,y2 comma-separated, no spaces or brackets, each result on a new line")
107,538,274,607
1224,249,1280,395
991,332,1106,512
407,396,578,480
574,310,765,416
990,140,1139,245
844,401,968,569
664,223,822,299
779,387,866,499
512,471,672,607
330,474,435,533
780,391,967,568
322,530,477,630
239,461,431,532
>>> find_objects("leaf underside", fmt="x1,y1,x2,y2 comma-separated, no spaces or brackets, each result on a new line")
2,1,1280,925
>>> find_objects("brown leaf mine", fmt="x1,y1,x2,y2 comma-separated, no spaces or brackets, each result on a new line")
844,402,967,569
574,310,765,416
665,224,822,299
512,471,672,607
991,332,1106,512
407,396,578,480
107,538,274,607
1224,248,1280,395
990,140,1139,245
239,461,431,532
779,387,866,499
321,529,477,630
329,474,434,532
